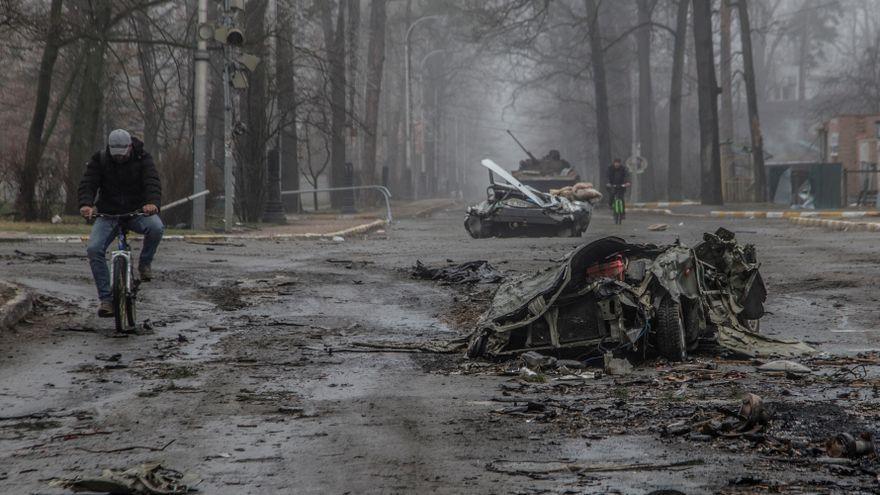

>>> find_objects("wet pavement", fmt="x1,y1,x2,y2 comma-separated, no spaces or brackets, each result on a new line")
1,208,879,494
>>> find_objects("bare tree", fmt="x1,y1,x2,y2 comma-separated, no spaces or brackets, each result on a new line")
636,0,655,201
236,0,269,222
667,0,688,201
692,0,722,205
361,0,387,192
586,0,612,188
63,0,112,214
719,0,734,192
320,0,347,208
738,0,766,202
17,0,64,221
277,0,300,212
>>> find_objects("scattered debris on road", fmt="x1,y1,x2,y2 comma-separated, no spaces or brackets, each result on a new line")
49,461,199,494
412,260,504,284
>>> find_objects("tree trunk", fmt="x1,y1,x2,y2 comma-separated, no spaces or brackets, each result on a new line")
277,0,300,212
17,0,64,221
667,0,688,201
134,10,159,158
797,31,807,101
636,0,655,201
320,1,347,208
719,0,734,195
361,0,386,193
64,0,112,215
692,0,722,205
738,0,767,202
237,0,269,222
586,0,612,189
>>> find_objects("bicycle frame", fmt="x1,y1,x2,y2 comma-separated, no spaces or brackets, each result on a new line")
109,230,133,296
611,187,627,213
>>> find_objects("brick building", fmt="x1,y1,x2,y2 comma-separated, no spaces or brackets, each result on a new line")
819,114,880,203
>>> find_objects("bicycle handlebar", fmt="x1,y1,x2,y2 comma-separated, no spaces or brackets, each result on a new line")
94,211,144,219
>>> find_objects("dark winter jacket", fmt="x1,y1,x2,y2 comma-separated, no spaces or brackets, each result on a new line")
607,165,631,187
77,137,162,214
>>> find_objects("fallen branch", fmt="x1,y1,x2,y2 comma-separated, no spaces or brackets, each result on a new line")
487,458,704,476
75,439,176,454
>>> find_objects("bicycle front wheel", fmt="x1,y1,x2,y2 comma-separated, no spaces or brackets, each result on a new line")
112,256,128,332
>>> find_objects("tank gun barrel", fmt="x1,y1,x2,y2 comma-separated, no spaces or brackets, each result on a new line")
506,129,539,163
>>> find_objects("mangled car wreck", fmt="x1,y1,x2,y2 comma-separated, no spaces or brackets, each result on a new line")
468,228,813,361
465,159,594,239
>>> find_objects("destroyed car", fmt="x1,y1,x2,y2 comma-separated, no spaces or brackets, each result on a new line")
467,228,813,361
465,159,593,239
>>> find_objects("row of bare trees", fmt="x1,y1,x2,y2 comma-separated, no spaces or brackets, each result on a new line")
3,0,877,220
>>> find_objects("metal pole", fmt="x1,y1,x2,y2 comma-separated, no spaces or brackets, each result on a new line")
223,46,235,231
192,0,208,230
404,15,444,200
404,24,412,199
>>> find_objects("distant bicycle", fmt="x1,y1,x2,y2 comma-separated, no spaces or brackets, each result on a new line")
607,184,629,225
94,211,143,333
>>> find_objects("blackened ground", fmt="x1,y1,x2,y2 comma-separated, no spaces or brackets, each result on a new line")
0,208,879,494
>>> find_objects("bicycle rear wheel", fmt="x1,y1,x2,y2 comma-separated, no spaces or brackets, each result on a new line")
112,257,128,332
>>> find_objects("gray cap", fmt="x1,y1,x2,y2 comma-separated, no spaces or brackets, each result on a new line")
108,129,132,156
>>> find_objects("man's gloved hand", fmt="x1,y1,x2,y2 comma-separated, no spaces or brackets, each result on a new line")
143,204,159,216
80,206,95,219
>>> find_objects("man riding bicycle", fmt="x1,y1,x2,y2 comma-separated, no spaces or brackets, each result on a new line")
606,158,632,216
78,129,163,317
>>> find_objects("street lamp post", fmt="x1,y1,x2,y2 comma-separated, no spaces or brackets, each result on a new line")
404,14,444,199
418,49,445,196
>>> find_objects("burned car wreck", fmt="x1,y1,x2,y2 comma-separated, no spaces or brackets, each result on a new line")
465,159,593,239
468,228,813,361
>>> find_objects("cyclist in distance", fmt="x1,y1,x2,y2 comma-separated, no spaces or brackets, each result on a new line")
606,157,631,211
78,129,163,317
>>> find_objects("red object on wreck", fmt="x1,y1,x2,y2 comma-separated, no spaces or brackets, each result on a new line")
586,255,626,281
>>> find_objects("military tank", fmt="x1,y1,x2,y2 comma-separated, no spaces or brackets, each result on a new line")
507,130,580,192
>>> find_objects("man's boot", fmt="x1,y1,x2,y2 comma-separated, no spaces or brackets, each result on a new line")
139,265,152,281
98,300,114,318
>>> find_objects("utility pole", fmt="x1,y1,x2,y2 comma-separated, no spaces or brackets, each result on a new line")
194,0,253,231
404,15,444,199
222,4,235,231
193,0,209,230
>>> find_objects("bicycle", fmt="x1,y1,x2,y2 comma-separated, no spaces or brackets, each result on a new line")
94,212,143,333
607,184,629,225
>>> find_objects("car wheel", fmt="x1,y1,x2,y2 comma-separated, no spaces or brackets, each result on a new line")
681,300,703,350
465,217,491,239
467,333,489,358
654,295,687,362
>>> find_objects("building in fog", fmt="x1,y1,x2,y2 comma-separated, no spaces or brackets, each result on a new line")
819,115,880,205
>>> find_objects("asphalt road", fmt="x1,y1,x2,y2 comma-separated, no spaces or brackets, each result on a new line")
1,208,879,494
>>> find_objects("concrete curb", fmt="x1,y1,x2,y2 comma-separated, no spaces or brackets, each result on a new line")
629,208,880,221
787,217,880,232
0,219,389,244
631,201,699,208
710,210,880,219
412,200,459,218
0,282,34,332
628,208,707,218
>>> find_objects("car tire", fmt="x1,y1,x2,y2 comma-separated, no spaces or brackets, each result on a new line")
465,217,491,239
467,333,489,358
681,299,703,350
655,295,687,362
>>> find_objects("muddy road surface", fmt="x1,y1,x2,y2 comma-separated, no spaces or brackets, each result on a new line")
1,209,879,494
